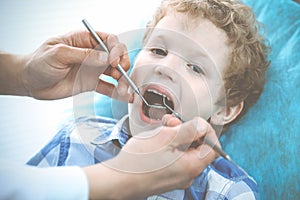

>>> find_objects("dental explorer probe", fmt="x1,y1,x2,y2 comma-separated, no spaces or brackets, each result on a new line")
82,19,164,110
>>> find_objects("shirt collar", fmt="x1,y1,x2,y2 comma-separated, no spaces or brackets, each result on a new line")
110,115,131,146
90,115,131,147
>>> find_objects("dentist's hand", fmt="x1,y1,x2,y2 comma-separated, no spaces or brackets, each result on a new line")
85,115,219,200
21,31,130,100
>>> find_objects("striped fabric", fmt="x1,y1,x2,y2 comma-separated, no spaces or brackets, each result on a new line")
27,115,260,200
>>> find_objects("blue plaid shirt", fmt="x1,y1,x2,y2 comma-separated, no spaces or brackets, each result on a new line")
27,116,260,200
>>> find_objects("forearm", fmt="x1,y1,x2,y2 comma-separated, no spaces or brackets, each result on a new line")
84,163,157,200
1,162,88,200
0,51,29,96
83,163,133,200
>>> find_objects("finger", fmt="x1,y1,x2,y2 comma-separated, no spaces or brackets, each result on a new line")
59,30,109,49
116,77,134,103
181,144,218,179
109,54,131,80
109,43,130,68
162,115,182,127
106,34,130,63
80,48,109,67
95,79,132,103
53,44,109,67
106,34,119,53
171,117,209,148
100,68,133,103
119,53,130,71
197,125,221,160
95,79,115,97
109,47,130,80
116,77,128,95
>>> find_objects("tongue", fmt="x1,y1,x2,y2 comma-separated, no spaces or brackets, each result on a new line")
148,107,168,120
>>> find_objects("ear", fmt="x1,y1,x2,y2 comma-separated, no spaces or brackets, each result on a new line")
210,101,244,125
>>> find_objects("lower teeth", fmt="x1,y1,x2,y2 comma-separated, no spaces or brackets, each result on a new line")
142,90,174,120
147,106,167,120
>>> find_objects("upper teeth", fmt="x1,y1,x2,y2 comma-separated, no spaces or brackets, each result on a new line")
147,89,170,100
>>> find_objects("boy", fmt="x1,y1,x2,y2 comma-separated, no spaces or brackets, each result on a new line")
28,0,269,199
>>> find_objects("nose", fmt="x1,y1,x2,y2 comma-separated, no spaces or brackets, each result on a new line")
153,55,183,82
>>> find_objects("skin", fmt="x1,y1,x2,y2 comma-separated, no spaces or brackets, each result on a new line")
94,11,244,199
0,31,130,100
128,11,240,137
85,115,219,200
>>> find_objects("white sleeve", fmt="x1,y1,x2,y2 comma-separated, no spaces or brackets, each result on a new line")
0,160,89,200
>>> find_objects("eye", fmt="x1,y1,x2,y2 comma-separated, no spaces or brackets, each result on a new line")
150,48,168,56
186,63,205,75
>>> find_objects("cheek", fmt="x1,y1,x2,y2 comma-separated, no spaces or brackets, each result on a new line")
131,57,153,84
130,66,152,88
133,50,152,67
181,77,216,119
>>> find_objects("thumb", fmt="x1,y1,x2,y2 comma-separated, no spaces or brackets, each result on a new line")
95,79,133,103
171,117,209,149
61,45,109,67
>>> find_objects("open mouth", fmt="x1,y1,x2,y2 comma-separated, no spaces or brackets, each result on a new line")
142,88,174,121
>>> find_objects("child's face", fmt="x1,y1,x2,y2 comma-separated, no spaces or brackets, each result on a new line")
128,11,232,134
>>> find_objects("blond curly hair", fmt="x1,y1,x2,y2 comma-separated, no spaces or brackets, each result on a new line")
144,0,270,127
